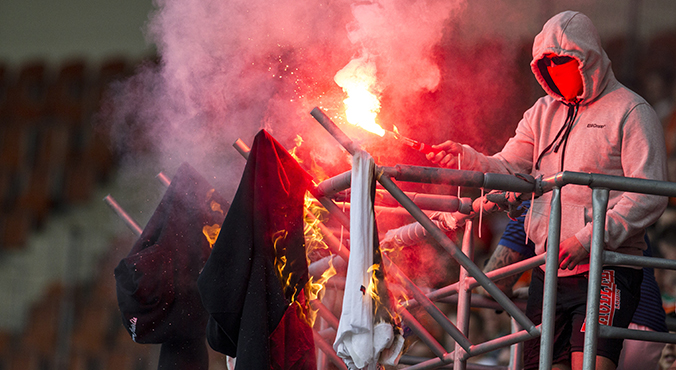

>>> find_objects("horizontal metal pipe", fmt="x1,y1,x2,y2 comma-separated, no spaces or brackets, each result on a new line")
540,171,676,197
435,294,527,312
330,198,465,215
400,353,454,370
383,165,536,193
598,325,676,343
308,255,347,280
383,166,484,187
313,171,352,198
603,251,676,270
399,356,507,370
463,325,541,360
482,172,536,194
103,195,143,236
382,219,450,247
415,253,546,305
316,166,536,202
375,190,472,213
326,202,431,218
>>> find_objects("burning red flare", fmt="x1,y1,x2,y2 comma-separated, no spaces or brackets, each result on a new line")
334,54,384,136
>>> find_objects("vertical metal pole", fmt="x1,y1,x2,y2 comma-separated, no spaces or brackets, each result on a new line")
454,219,474,370
509,318,523,370
540,187,561,369
582,188,610,370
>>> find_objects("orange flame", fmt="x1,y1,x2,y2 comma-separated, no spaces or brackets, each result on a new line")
206,189,225,215
289,135,303,163
334,54,385,136
272,230,292,288
310,258,338,300
202,189,224,248
202,224,221,249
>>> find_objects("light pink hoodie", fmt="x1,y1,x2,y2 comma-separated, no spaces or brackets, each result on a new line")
457,11,668,276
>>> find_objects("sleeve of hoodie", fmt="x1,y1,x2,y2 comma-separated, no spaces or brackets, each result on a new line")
457,104,540,175
574,102,668,251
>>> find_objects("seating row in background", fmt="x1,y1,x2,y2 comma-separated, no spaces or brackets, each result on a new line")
0,57,139,250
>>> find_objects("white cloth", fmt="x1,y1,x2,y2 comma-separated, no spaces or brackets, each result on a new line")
333,151,393,370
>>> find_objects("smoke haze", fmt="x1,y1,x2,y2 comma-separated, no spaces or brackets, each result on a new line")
100,0,532,199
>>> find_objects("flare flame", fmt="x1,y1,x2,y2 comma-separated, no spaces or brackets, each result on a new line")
334,54,384,137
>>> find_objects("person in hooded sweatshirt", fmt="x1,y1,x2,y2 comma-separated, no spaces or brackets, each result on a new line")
427,11,668,370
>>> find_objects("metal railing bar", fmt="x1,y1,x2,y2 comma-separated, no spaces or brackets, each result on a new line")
103,195,143,236
454,219,475,369
540,187,562,369
399,309,449,359
582,188,611,370
540,171,676,197
598,325,676,343
415,253,546,306
603,250,676,270
464,324,541,360
399,355,508,370
378,174,538,337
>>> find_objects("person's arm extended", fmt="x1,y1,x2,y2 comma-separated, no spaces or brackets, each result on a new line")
482,244,529,298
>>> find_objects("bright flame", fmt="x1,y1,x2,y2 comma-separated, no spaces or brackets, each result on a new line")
308,258,338,301
202,189,224,248
289,135,303,163
303,193,329,256
272,230,291,286
202,224,221,249
334,54,384,136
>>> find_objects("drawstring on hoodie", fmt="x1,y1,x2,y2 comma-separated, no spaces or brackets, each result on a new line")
535,100,580,171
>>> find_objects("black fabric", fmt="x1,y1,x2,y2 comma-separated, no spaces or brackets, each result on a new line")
114,162,229,369
158,338,209,370
632,241,668,332
523,266,643,368
197,129,316,369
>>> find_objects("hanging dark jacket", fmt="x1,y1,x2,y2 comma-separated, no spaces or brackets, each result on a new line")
115,162,229,369
197,129,316,369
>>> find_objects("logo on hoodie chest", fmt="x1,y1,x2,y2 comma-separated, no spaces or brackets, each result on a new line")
587,123,606,129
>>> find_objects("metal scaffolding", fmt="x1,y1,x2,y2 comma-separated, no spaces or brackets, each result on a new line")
104,108,676,370
309,106,676,370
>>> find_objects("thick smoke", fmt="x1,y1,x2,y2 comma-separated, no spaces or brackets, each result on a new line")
98,0,539,328
100,0,482,195
100,0,532,201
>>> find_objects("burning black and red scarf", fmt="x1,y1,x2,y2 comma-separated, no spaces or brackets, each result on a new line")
197,129,317,369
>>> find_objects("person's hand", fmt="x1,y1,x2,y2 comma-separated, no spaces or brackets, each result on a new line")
558,236,589,270
426,140,463,168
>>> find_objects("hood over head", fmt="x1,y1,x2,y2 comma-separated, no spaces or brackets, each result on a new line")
530,11,615,104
